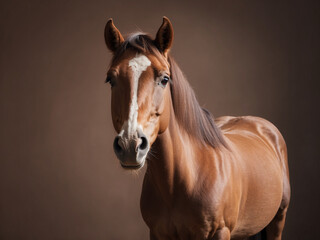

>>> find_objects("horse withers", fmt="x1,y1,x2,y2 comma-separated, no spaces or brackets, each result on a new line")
104,17,290,240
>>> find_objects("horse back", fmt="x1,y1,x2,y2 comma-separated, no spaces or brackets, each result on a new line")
216,116,289,178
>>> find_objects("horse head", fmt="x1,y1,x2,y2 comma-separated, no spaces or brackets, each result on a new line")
104,17,174,169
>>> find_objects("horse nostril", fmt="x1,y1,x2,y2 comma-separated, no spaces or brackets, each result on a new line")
113,136,123,154
138,136,148,151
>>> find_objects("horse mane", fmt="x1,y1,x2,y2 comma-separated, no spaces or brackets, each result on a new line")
113,33,226,149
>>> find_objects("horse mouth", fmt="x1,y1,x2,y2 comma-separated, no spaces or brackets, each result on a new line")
120,160,145,170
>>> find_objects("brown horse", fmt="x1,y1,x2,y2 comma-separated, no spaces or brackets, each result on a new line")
104,17,290,240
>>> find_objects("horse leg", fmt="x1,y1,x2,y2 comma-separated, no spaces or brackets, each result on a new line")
264,205,289,240
212,227,231,240
265,172,290,240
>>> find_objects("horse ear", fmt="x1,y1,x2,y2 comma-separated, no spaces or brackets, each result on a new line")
154,17,174,56
104,18,124,52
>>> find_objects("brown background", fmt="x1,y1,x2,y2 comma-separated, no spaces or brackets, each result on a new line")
1,0,319,239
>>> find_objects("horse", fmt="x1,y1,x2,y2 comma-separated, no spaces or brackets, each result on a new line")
104,17,290,240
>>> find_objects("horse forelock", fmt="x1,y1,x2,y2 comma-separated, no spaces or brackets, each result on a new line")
112,33,163,62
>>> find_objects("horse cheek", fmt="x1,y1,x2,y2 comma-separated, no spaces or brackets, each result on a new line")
158,92,170,134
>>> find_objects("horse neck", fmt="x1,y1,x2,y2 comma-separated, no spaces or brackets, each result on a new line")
145,106,211,201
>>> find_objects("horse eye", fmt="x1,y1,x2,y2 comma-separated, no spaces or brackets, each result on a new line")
161,76,170,86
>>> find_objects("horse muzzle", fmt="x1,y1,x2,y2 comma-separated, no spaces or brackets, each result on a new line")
113,130,149,169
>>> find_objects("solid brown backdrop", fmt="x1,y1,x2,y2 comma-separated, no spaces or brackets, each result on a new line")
1,0,319,239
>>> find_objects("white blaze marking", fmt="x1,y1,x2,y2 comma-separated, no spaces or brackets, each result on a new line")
123,54,151,137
